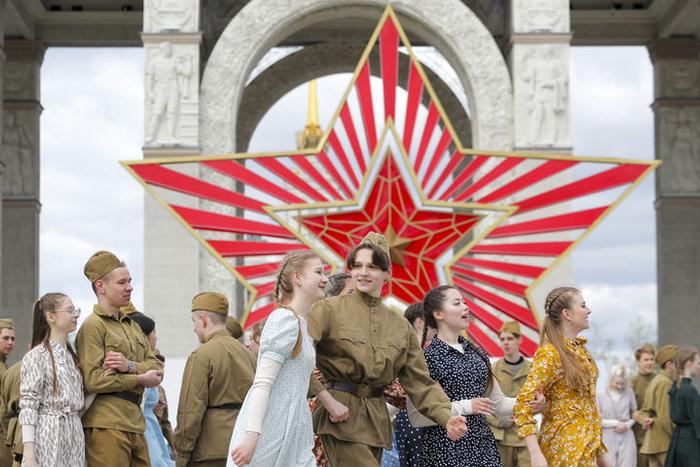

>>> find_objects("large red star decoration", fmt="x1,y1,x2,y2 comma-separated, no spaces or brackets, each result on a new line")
123,6,658,356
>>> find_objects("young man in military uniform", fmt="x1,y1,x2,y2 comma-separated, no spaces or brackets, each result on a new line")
174,292,256,467
486,321,531,467
307,232,467,467
0,318,15,466
631,343,656,467
0,361,21,466
639,344,678,467
76,250,164,467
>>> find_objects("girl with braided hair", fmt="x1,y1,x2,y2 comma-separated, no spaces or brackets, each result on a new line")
228,250,348,467
514,287,609,467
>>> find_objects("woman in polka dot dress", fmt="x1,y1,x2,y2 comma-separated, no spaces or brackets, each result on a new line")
408,285,525,467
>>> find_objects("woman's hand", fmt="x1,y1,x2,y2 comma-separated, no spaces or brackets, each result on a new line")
642,417,654,430
23,442,38,467
471,397,495,416
527,390,546,414
230,432,260,466
524,434,547,467
445,415,467,441
613,421,629,434
596,455,611,467
317,390,350,423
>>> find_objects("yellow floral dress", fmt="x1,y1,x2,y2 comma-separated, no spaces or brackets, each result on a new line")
514,337,606,466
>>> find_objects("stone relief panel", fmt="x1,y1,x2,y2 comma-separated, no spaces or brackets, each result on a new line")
144,0,199,33
655,60,700,98
513,44,570,147
144,41,199,147
512,0,569,33
0,111,38,198
3,62,36,100
658,107,700,194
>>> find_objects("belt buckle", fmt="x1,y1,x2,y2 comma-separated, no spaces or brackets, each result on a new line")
357,383,371,398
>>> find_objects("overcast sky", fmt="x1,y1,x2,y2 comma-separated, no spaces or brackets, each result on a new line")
39,45,657,371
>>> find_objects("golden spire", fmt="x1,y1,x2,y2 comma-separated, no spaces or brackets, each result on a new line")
296,80,323,150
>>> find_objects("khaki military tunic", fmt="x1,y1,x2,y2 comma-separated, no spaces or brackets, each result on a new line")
174,329,256,467
0,362,21,466
639,369,674,455
488,359,530,441
76,305,163,433
0,357,10,466
307,291,453,450
630,373,656,448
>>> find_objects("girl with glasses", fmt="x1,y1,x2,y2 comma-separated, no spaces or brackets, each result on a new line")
19,293,85,467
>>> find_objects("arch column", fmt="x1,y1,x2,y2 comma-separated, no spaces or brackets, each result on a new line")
0,39,45,362
649,39,700,347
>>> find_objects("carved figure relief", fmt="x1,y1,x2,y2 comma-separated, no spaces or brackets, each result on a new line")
145,42,195,144
514,0,567,33
0,112,36,197
518,46,568,145
145,0,196,32
660,108,700,194
3,62,33,98
662,61,700,96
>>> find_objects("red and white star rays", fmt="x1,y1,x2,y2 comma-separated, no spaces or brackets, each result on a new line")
123,6,658,356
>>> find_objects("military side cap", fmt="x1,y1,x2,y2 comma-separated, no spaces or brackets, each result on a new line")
121,302,138,315
0,319,14,330
360,231,390,264
656,344,679,366
499,320,521,336
226,316,243,339
84,250,122,283
192,292,229,315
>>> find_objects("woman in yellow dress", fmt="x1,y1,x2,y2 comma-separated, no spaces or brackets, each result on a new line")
513,287,609,467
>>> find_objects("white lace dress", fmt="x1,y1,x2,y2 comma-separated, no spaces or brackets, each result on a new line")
227,308,316,467
19,341,85,467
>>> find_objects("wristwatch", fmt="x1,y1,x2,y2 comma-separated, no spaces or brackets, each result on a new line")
127,360,136,373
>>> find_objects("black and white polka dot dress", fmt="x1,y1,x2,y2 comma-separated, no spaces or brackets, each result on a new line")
419,336,502,467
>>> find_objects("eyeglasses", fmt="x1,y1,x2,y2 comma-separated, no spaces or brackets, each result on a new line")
55,308,81,318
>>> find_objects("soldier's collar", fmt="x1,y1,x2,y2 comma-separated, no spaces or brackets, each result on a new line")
93,304,129,322
204,328,229,342
353,289,382,308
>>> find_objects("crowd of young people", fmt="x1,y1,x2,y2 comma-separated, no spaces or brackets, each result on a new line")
0,231,695,467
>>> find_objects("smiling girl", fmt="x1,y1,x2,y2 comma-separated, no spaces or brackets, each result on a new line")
413,285,520,467
514,287,609,467
228,250,347,467
19,293,85,467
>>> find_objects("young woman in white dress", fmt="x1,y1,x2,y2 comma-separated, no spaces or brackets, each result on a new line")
228,250,350,467
20,293,85,467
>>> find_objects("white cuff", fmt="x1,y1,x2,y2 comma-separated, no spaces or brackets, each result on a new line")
245,356,282,434
601,419,619,428
452,399,472,415
22,424,35,444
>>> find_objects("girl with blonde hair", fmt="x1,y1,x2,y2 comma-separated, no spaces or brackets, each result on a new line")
20,293,85,467
597,364,637,466
514,287,609,467
228,250,348,467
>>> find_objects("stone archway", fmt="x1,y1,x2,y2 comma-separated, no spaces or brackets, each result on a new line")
236,41,472,152
200,0,513,155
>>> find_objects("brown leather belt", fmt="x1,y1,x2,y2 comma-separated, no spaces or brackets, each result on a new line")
102,391,142,406
208,402,242,410
327,381,384,399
